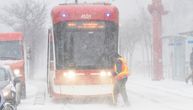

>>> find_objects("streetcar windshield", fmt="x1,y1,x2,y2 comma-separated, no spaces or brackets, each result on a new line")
0,41,22,60
54,21,118,69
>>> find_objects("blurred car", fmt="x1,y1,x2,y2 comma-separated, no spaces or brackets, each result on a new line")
0,65,21,108
0,92,15,110
0,92,4,110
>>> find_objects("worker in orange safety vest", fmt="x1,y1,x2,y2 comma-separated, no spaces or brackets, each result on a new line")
112,53,129,106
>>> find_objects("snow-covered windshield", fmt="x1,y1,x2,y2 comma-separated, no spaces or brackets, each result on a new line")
0,41,22,60
54,21,118,69
0,68,9,81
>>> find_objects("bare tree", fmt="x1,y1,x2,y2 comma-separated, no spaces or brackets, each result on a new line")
119,9,151,74
0,0,48,79
120,19,142,70
138,8,152,77
0,0,47,46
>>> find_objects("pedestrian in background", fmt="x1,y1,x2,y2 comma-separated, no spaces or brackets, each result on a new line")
185,48,193,84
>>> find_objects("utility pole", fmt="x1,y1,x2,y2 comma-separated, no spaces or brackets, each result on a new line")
75,0,78,4
148,0,167,80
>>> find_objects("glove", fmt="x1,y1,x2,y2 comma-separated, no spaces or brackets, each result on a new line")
112,72,117,77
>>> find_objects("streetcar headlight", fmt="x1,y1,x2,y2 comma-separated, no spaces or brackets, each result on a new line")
14,69,22,77
63,71,76,79
2,85,11,98
100,71,106,77
2,90,9,97
107,72,112,76
100,71,112,77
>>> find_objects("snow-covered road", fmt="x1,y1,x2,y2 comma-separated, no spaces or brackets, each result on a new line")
127,76,193,110
18,76,193,110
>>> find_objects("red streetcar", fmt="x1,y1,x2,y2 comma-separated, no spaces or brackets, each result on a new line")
47,3,119,99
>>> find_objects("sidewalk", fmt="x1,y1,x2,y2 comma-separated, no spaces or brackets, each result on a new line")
127,75,193,99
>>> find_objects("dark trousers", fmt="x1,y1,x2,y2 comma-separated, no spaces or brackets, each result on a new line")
113,78,129,105
186,72,193,84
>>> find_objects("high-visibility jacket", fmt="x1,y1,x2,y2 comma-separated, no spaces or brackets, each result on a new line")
113,57,129,80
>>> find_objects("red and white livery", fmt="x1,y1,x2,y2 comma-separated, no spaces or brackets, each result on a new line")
47,3,119,98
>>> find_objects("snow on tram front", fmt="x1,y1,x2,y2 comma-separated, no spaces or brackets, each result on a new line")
47,3,119,99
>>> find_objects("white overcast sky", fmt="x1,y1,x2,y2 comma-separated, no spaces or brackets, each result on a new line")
0,0,193,36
